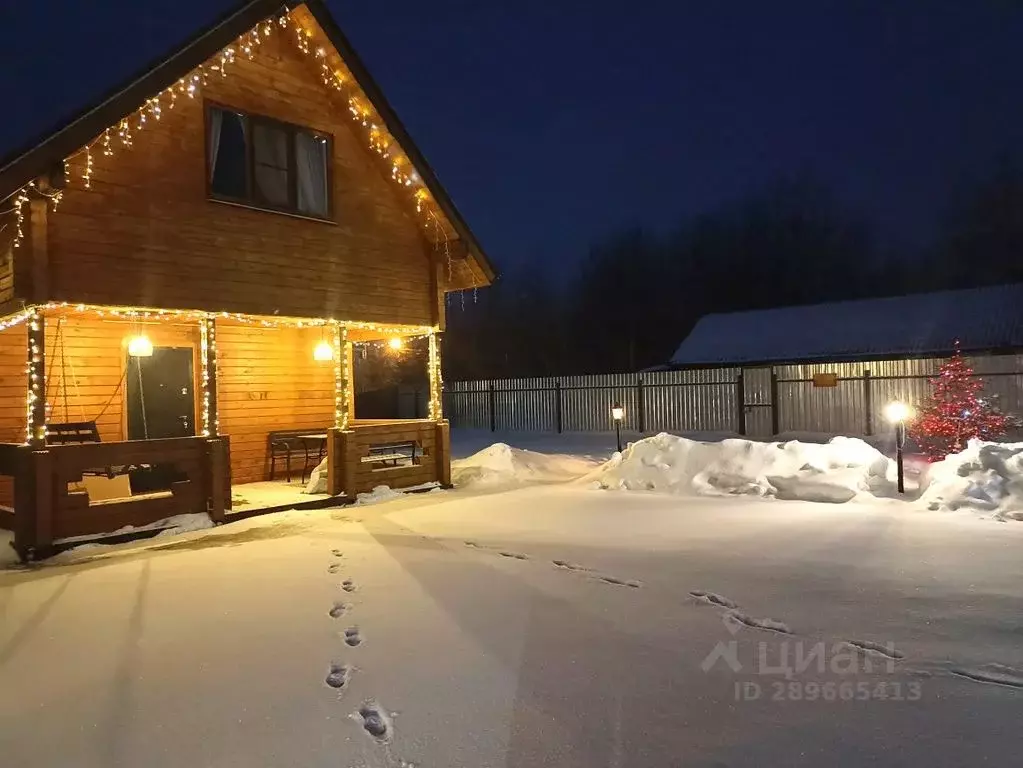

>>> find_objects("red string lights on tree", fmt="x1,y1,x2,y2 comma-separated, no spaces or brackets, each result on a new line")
915,340,1008,460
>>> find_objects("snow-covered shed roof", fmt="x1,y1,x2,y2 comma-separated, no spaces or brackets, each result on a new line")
670,283,1023,367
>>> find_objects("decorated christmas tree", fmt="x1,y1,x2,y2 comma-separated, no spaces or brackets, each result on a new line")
915,341,1008,460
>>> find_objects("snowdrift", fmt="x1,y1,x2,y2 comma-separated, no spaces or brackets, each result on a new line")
591,433,895,503
920,440,1023,520
452,443,601,487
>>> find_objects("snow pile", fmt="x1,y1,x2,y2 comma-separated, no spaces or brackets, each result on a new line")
591,433,894,503
920,440,1023,520
354,485,407,506
452,443,600,487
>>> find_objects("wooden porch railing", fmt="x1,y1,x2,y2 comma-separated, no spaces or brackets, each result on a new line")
327,420,450,497
0,436,230,561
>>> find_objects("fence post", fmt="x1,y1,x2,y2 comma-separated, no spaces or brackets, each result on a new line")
554,381,563,433
488,381,497,433
735,370,746,436
770,368,779,436
863,369,873,436
636,377,646,434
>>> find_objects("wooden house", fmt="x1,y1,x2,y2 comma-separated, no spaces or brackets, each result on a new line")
0,0,495,559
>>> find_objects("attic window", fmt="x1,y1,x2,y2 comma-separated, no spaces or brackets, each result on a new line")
207,105,332,219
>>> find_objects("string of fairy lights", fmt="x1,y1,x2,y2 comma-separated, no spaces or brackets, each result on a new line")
1,6,485,294
7,302,442,445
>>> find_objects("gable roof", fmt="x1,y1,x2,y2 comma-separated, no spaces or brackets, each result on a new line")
670,283,1023,367
0,0,494,284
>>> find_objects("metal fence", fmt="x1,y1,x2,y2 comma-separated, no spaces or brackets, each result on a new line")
443,354,1023,437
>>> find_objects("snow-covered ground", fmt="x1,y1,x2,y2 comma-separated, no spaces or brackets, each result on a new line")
1,430,1022,766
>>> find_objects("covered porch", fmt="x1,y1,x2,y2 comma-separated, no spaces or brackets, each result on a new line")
0,304,449,560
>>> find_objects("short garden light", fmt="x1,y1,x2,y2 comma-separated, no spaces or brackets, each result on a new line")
611,403,624,452
885,401,911,494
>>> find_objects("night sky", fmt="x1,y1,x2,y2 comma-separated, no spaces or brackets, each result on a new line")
3,0,1023,274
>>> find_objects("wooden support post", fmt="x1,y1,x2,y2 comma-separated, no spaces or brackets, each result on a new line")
334,323,351,429
327,428,357,497
201,316,219,436
13,447,54,561
27,310,45,446
428,331,443,421
435,420,452,487
207,438,227,523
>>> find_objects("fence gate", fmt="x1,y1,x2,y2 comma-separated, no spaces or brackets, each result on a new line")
740,367,775,437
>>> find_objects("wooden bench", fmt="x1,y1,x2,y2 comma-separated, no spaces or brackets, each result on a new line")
268,429,328,483
46,421,101,445
363,441,418,468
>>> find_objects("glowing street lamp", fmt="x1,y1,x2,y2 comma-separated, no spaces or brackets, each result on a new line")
885,401,912,494
611,402,625,452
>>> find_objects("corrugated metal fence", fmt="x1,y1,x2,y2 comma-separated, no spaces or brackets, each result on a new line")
444,354,1023,436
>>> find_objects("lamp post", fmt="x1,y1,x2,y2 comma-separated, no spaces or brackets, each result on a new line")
885,401,911,494
611,403,624,453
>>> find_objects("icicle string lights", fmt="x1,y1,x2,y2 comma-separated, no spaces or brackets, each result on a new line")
2,8,461,263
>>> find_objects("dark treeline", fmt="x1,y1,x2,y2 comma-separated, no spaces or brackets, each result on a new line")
445,162,1023,380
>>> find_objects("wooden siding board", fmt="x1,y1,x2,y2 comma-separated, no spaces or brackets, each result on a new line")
218,322,334,484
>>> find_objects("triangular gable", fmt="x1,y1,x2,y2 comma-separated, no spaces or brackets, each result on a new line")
0,0,494,289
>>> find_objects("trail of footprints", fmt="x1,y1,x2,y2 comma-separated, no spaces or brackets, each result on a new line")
465,541,643,588
323,549,404,753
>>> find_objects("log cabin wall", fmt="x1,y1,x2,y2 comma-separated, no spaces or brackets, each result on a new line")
43,313,200,441
217,321,334,484
0,322,26,509
46,26,435,323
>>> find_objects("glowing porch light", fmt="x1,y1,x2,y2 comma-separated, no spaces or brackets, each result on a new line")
314,339,334,361
127,334,154,357
388,337,403,351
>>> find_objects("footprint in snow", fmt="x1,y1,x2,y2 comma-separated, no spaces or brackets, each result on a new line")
950,663,1023,689
690,590,739,609
325,663,352,690
599,575,642,588
328,563,342,574
331,549,343,557
353,701,393,742
343,627,363,647
842,639,905,661
724,610,792,635
328,602,351,619
499,551,529,560
464,541,482,549
552,559,589,572
341,580,357,593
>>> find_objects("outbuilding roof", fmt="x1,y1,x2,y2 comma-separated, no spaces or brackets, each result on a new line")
670,283,1023,367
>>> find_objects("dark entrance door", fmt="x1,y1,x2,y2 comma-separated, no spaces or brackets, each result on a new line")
126,347,196,440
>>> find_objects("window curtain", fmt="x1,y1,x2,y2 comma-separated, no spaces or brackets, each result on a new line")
296,133,329,217
253,124,290,206
207,109,223,182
